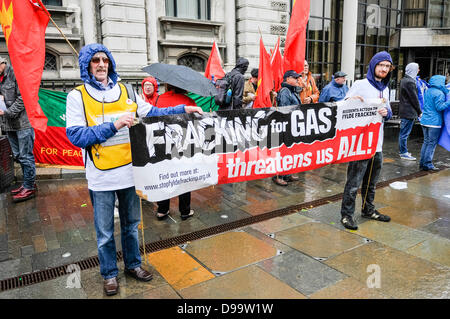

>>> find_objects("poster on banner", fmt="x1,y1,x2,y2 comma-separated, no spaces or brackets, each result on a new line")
129,99,385,202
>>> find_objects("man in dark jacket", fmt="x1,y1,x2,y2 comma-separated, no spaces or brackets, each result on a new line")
272,70,302,186
227,57,249,110
398,62,422,160
0,57,37,202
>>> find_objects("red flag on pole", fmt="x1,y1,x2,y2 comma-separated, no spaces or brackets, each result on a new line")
270,37,284,92
0,0,50,132
204,41,225,81
283,0,310,74
253,37,274,109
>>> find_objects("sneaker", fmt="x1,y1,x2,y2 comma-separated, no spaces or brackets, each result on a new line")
361,209,391,222
341,215,358,230
422,166,439,171
12,188,36,203
400,153,416,161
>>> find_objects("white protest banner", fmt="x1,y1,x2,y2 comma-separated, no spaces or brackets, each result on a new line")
130,99,385,202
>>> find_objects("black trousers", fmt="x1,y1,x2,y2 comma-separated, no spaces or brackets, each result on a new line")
157,192,191,215
340,152,383,217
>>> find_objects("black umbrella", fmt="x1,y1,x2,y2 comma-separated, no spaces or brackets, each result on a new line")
142,63,217,97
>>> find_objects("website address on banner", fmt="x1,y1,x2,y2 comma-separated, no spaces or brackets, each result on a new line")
144,173,212,190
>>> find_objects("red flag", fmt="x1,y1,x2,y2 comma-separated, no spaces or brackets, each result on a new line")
204,41,225,81
0,0,50,132
283,0,310,74
270,37,283,92
253,37,274,109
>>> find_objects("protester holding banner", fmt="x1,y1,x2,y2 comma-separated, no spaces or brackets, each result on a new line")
272,70,302,186
298,60,320,104
0,57,37,203
65,43,202,296
243,68,258,108
140,76,159,105
340,51,394,231
419,75,450,171
154,84,197,221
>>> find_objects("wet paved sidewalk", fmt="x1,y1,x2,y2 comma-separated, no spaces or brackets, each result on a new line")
0,127,449,299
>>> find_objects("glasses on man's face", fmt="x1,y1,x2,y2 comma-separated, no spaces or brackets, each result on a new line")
377,63,392,70
91,56,109,64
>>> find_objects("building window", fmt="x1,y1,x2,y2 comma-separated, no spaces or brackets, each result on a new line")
177,54,205,72
44,52,58,71
428,0,450,27
304,0,343,86
402,0,427,27
42,0,62,6
166,0,211,20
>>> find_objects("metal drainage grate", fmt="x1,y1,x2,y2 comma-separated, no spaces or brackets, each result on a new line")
0,167,443,292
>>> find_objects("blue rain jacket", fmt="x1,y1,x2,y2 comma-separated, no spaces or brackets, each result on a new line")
420,75,450,127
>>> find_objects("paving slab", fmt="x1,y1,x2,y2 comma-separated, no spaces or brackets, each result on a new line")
179,265,306,299
354,220,434,251
258,249,347,296
0,274,87,299
147,246,215,291
420,218,450,240
249,213,313,235
185,231,278,274
274,222,366,259
309,277,390,299
406,236,450,267
325,242,450,298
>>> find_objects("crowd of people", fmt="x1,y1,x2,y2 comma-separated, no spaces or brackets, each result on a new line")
0,43,449,297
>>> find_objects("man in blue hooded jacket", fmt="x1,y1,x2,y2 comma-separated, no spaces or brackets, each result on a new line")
318,71,349,103
65,44,202,296
340,51,393,231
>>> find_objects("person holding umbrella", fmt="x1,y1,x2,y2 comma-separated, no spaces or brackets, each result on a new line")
153,83,198,221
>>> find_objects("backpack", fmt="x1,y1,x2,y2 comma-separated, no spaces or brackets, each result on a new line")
214,73,233,108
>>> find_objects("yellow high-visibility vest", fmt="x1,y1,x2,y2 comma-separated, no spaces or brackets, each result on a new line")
77,83,137,170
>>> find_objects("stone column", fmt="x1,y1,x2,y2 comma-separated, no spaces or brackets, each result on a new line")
145,0,159,63
80,0,97,44
341,0,358,82
224,0,236,70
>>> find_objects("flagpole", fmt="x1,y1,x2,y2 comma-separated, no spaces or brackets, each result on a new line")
38,4,79,56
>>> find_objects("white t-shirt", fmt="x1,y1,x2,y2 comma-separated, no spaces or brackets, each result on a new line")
345,79,391,152
66,83,153,191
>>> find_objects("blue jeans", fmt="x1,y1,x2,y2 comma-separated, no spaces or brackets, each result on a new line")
6,128,36,189
89,187,142,279
398,118,414,155
419,126,441,170
341,152,383,217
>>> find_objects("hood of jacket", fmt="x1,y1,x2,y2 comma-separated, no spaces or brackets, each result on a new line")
367,51,393,91
234,57,249,74
405,62,419,79
428,75,449,95
79,43,118,90
141,76,158,98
